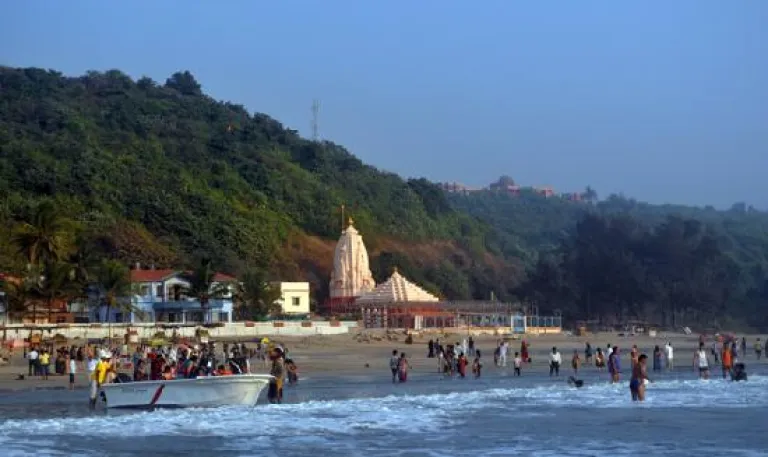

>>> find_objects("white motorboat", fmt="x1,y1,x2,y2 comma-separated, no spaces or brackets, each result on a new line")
100,374,274,409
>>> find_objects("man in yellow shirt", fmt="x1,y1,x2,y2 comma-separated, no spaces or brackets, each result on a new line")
89,351,112,409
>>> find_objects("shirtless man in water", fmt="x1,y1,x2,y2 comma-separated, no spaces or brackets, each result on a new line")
629,354,650,402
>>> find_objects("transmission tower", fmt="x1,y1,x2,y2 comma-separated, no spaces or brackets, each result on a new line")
311,99,320,141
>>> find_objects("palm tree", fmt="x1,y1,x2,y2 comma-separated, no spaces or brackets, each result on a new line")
233,269,282,321
12,201,74,269
185,258,230,324
34,261,79,323
96,260,134,339
2,275,36,332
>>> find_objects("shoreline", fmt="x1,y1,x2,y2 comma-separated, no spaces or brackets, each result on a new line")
1,331,765,394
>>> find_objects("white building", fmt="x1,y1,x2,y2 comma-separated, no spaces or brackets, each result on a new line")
95,269,237,324
273,282,311,315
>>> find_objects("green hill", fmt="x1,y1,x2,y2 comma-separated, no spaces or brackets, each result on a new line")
448,187,768,330
1,66,766,329
0,66,512,302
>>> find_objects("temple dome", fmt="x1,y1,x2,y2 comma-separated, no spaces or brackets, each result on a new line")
357,268,440,304
330,218,376,299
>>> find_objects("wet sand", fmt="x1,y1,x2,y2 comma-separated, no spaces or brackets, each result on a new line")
2,330,765,392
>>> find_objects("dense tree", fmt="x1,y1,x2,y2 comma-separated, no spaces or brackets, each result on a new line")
1,66,768,330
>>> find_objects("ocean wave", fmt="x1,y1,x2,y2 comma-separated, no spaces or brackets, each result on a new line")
1,376,766,455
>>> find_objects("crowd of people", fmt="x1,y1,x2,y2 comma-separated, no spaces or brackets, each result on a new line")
393,333,765,403
18,338,299,407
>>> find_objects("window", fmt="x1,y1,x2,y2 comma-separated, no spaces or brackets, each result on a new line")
140,285,150,296
219,312,229,322
155,285,163,298
291,297,301,307
115,312,123,323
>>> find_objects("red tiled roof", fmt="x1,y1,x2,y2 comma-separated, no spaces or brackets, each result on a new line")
130,269,179,282
130,269,237,283
213,272,237,282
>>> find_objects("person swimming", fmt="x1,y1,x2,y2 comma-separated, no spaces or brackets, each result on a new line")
567,376,584,388
629,354,650,402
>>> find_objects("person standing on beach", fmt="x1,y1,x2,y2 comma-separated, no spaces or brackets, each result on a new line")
693,343,710,379
549,347,561,377
608,347,621,383
69,355,77,390
389,349,400,383
665,342,674,371
39,349,51,380
27,346,39,377
427,340,434,358
754,338,762,360
629,354,650,402
468,337,475,357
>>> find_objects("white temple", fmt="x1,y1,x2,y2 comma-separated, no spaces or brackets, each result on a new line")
357,268,440,304
329,217,376,299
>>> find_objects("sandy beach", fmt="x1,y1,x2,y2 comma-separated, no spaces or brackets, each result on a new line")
2,330,765,392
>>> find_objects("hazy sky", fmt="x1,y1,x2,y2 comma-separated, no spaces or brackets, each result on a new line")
2,1,766,207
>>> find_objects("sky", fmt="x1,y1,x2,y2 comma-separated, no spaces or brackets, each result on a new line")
2,1,767,208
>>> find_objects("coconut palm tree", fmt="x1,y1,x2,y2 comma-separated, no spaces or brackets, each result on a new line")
185,258,232,324
2,274,36,330
34,261,80,323
12,200,74,269
96,260,135,339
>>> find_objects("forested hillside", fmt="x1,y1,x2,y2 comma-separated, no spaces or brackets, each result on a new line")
1,66,766,330
449,190,768,330
0,66,511,303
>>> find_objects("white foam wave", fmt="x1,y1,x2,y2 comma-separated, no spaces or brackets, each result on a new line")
1,376,766,455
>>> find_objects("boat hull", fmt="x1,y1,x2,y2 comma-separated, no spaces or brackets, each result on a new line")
101,374,274,409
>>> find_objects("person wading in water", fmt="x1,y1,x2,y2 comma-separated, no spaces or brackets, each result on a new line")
629,354,651,402
389,349,400,383
608,347,621,383
693,343,711,379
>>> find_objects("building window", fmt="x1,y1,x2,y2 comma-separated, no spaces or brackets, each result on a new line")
115,312,123,323
219,312,229,322
155,285,163,298
291,297,300,307
140,285,150,296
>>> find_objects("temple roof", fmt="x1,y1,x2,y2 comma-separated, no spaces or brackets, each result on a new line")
356,269,439,304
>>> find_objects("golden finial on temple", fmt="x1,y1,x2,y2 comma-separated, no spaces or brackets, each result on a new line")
347,216,354,226
393,266,399,274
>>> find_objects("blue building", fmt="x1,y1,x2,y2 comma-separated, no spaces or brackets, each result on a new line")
93,268,236,324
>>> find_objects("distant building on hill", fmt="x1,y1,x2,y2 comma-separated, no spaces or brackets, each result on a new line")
439,182,480,194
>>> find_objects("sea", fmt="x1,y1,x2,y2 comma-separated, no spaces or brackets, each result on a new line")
1,367,768,457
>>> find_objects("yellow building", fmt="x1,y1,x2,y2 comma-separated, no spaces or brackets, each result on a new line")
274,282,311,315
